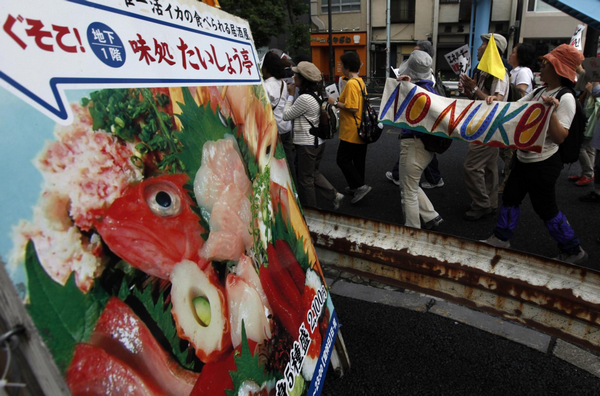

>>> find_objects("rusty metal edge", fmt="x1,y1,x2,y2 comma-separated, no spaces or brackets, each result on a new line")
304,208,600,355
0,260,70,395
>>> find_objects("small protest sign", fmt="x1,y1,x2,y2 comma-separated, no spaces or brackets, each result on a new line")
445,44,471,75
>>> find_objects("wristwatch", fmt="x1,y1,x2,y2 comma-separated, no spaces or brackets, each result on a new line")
333,99,339,107
472,86,479,95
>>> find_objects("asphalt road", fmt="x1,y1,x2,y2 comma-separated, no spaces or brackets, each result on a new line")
311,98,600,270
321,295,600,396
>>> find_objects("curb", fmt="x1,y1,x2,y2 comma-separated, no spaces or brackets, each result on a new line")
324,268,600,379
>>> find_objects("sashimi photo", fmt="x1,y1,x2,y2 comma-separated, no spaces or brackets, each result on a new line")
5,84,335,395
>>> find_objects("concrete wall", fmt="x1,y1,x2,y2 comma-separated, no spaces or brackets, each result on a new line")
439,3,460,23
314,0,367,31
520,9,584,39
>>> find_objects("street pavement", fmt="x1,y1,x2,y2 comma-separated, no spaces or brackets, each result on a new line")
305,97,600,394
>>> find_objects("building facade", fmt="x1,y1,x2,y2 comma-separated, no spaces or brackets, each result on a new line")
309,0,590,83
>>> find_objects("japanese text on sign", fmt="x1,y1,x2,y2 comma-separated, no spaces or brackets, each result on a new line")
445,44,471,75
275,285,328,396
121,0,250,41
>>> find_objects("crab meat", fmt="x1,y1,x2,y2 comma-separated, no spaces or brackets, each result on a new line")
170,260,232,363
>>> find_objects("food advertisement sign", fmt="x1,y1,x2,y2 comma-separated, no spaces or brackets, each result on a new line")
0,1,339,395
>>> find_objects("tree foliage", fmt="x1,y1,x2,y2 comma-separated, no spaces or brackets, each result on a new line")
220,0,287,48
220,0,310,54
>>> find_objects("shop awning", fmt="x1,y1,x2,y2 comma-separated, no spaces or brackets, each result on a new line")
543,0,600,30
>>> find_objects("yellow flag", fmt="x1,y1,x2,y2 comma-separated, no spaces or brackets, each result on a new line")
477,34,505,80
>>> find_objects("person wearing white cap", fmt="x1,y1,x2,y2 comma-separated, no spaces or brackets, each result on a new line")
459,33,510,221
395,50,443,230
282,61,344,210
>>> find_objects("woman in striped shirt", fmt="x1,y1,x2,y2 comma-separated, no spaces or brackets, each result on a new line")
283,62,344,209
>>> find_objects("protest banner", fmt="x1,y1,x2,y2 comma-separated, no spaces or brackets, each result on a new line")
583,58,600,82
379,79,554,153
570,24,586,51
0,1,340,395
444,44,471,75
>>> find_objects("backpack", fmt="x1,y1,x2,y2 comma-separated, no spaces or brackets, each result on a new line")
556,87,587,164
420,133,453,154
352,79,383,144
434,72,447,98
483,72,521,102
532,86,587,164
302,91,338,142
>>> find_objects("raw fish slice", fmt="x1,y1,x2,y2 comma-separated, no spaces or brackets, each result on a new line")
236,254,271,314
66,343,160,396
226,273,272,348
210,191,253,251
199,230,245,262
193,136,250,212
89,298,199,395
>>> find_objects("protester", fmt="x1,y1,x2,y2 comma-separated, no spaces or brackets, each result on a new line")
482,44,587,264
568,80,598,186
395,51,443,230
282,61,344,209
498,43,537,192
578,82,600,200
327,52,372,204
508,43,536,96
385,40,445,190
262,51,294,174
459,33,509,220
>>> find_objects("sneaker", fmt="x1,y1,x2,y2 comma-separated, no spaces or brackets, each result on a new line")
333,192,344,210
463,207,493,221
575,176,595,186
480,235,510,249
385,171,400,186
423,215,443,230
421,178,445,189
344,187,356,195
351,185,372,204
579,191,600,202
568,175,582,182
553,247,588,264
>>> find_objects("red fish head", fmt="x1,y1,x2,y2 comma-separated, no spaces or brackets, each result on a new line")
96,174,206,279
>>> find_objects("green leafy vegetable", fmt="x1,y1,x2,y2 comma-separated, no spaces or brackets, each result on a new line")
83,88,183,172
129,284,196,370
24,240,109,373
173,88,233,181
226,321,277,396
272,207,310,272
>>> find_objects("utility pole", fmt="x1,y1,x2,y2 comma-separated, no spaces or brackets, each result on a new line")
385,0,390,78
328,0,334,84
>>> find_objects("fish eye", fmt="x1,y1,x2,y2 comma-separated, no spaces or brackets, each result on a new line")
145,182,182,217
156,191,172,208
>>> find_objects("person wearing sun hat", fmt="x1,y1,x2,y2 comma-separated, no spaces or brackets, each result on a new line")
459,33,510,221
481,43,588,264
393,50,444,230
283,61,344,210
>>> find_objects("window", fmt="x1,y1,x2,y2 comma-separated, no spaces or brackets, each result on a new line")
321,0,361,14
390,0,416,23
527,0,558,12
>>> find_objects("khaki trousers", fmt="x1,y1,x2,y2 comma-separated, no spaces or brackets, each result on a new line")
463,143,499,210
